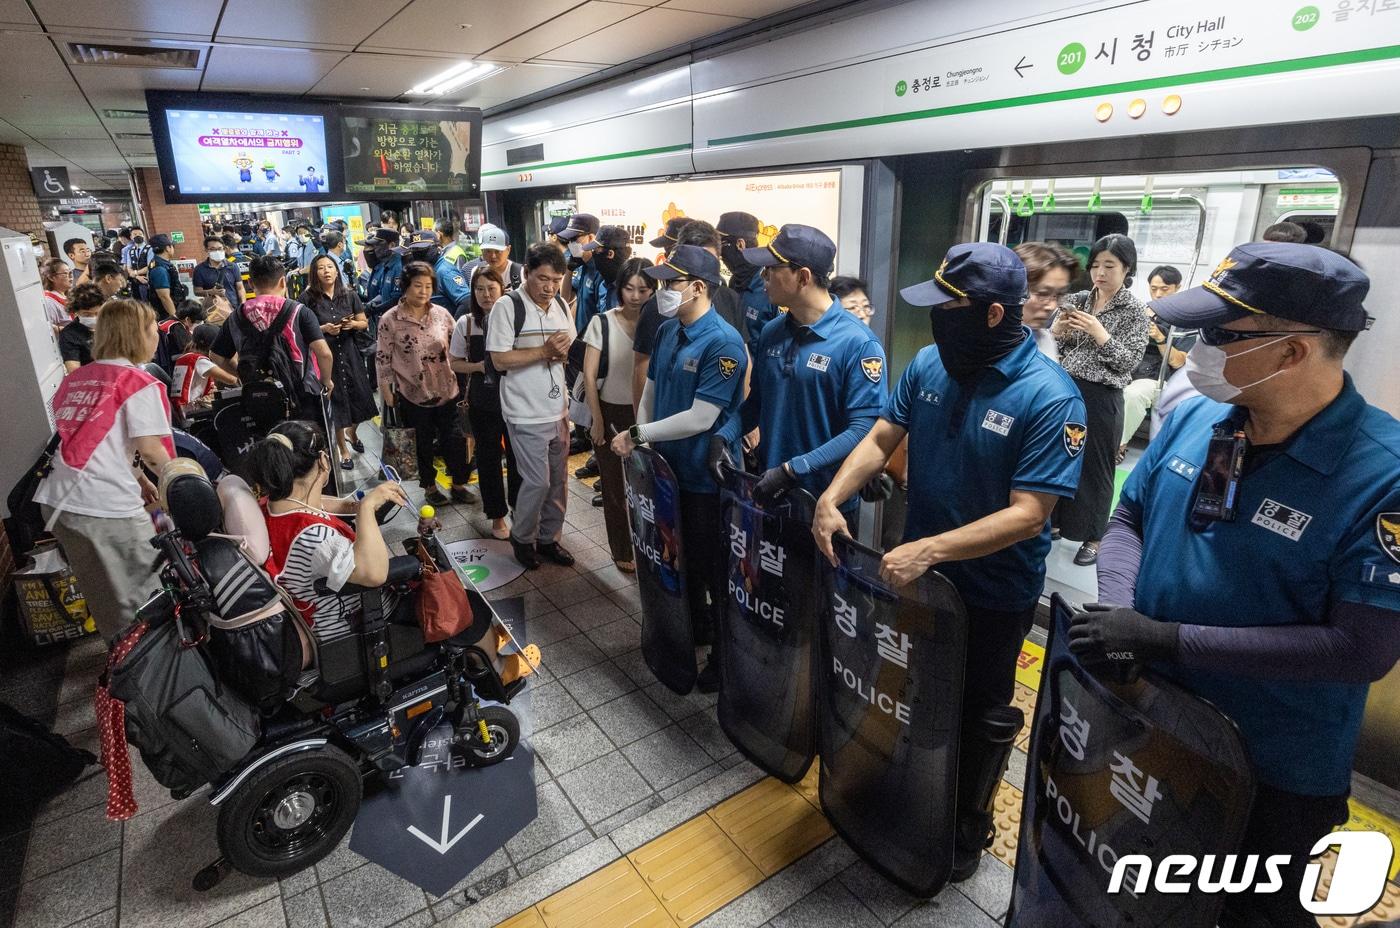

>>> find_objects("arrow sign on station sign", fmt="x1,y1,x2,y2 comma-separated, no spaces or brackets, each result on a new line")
1014,55,1034,78
407,795,485,855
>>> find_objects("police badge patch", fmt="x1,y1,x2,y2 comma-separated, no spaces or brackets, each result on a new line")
1063,421,1087,457
860,357,883,383
1378,513,1400,564
718,357,738,379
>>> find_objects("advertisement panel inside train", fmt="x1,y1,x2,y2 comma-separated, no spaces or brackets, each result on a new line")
340,108,481,196
162,108,331,197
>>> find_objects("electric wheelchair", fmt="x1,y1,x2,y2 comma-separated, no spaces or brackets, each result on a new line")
125,461,536,888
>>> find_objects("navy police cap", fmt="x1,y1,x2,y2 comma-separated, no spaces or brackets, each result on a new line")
547,215,570,237
1152,242,1371,332
644,244,724,290
901,242,1029,307
558,213,600,241
741,223,836,277
584,224,630,252
649,216,691,248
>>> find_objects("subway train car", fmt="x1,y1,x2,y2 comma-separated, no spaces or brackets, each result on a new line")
479,0,1400,795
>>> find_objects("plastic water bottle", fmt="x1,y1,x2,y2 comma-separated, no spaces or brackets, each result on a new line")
417,504,442,537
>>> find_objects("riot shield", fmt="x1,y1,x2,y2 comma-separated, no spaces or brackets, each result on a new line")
816,535,967,897
716,466,820,782
318,388,346,497
623,447,694,694
1006,594,1255,928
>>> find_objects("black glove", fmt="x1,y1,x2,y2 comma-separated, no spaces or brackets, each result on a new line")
754,463,799,504
1067,603,1180,665
707,435,735,487
860,472,895,503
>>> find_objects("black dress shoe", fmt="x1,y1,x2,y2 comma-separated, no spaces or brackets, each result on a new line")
536,542,575,567
575,459,599,480
1073,541,1099,566
512,539,541,570
424,487,449,506
695,659,720,694
350,438,365,454
451,486,476,504
592,493,604,508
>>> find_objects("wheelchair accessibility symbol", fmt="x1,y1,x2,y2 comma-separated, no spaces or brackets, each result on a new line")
42,170,64,194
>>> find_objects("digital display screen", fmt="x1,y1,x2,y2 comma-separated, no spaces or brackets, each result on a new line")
162,108,331,197
340,108,480,196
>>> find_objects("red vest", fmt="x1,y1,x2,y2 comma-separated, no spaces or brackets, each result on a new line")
262,503,355,626
171,352,214,407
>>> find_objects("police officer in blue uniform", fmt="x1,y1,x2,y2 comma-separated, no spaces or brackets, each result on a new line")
714,224,886,531
814,242,1087,882
558,213,600,328
1069,243,1400,928
364,228,403,335
611,245,749,692
572,222,630,337
717,211,778,350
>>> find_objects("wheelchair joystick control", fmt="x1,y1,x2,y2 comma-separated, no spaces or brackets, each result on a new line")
417,504,441,536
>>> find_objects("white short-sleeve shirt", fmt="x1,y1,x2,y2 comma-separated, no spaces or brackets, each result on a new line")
484,290,572,424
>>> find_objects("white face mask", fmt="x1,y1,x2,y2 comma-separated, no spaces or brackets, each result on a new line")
567,241,586,259
656,284,695,318
77,313,98,328
208,250,225,263
1184,336,1290,403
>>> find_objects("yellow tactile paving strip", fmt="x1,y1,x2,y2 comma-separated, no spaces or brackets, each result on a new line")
500,634,1400,927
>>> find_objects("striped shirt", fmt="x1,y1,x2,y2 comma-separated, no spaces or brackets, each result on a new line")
269,517,358,643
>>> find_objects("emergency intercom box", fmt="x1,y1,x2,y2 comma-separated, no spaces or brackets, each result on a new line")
13,541,94,646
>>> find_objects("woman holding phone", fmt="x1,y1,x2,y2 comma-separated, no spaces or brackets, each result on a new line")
304,253,376,468
1051,233,1149,566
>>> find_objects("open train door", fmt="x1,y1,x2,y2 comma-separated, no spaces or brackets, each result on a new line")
623,446,695,694
817,535,968,897
716,466,820,782
1006,594,1255,928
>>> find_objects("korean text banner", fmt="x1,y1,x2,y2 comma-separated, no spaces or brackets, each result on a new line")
164,109,330,197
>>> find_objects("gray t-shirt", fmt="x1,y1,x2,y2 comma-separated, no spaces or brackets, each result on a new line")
484,289,573,424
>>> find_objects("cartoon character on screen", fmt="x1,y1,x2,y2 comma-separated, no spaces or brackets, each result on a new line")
233,152,254,184
261,159,280,182
299,167,324,194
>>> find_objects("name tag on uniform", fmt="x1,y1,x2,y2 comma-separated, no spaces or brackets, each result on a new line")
1251,498,1312,541
1166,455,1199,480
981,409,1015,436
806,353,831,372
683,357,699,373
918,389,942,406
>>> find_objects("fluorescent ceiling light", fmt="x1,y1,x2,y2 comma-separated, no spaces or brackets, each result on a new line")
408,61,499,95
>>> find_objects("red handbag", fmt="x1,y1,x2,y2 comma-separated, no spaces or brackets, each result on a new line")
413,540,472,642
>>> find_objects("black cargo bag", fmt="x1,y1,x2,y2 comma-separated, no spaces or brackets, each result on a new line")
108,600,260,795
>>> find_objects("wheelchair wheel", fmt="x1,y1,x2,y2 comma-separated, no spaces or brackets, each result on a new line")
459,706,519,767
216,746,362,879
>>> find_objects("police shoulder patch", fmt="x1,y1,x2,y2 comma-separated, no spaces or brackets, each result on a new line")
718,357,738,379
1378,512,1400,564
452,274,465,286
1063,421,1088,458
860,356,883,384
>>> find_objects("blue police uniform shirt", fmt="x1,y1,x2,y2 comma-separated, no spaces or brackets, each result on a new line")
737,273,777,348
367,253,403,310
573,262,613,336
647,308,748,494
432,252,471,314
1120,376,1400,796
884,332,1086,612
746,300,886,511
148,259,173,294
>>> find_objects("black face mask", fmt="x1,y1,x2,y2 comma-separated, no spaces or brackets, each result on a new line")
365,247,383,269
593,251,627,286
929,302,1025,381
720,242,752,278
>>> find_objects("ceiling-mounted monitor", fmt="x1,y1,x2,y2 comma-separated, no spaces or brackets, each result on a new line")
338,104,481,199
147,90,340,204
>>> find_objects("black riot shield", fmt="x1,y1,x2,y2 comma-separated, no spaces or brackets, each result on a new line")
716,467,820,782
318,388,346,497
1006,594,1255,928
816,535,968,897
623,446,694,694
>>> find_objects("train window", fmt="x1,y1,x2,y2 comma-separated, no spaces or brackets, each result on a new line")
968,168,1342,606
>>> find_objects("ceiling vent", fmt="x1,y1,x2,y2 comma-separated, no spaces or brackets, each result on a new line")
114,132,152,140
63,42,203,69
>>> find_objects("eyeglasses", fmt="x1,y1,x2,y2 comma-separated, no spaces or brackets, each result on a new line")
1029,286,1065,301
1199,326,1323,347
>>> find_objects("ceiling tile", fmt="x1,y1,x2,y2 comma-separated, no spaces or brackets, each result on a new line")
536,6,745,66
0,34,80,88
215,0,391,50
29,0,221,38
484,2,642,62
362,0,576,56
456,63,597,107
661,0,804,16
31,126,112,140
33,139,123,160
309,52,483,98
200,45,345,93
0,0,36,27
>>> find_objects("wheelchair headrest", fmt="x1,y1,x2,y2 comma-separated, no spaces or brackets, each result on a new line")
217,474,271,563
159,458,220,541
140,362,172,389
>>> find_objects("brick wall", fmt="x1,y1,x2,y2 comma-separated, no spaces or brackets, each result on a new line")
133,167,204,261
0,144,46,242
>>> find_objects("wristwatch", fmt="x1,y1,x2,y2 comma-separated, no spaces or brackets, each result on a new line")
629,424,644,445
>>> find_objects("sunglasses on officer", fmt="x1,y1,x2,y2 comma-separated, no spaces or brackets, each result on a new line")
1198,325,1323,347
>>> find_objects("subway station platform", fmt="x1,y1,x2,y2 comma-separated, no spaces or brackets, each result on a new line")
3,452,1399,928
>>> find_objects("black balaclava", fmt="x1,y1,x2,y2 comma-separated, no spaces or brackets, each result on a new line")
929,301,1026,382
593,247,630,288
721,241,758,289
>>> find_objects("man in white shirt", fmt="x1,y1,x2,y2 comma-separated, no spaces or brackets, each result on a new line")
486,243,575,570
